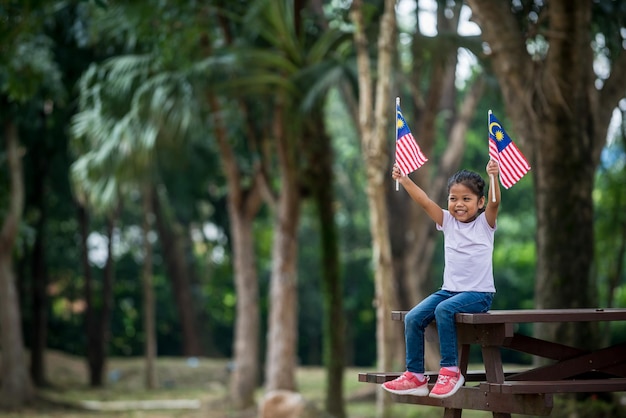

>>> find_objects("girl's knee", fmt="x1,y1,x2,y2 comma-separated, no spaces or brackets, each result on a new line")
434,303,455,320
405,309,428,328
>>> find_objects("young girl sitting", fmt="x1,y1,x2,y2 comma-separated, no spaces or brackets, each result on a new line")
384,160,501,399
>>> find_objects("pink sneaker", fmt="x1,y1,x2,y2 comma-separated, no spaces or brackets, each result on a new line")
428,368,465,398
382,371,429,396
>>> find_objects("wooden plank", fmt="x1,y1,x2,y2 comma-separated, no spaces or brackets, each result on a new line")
391,386,553,416
423,321,515,346
392,309,626,324
391,311,405,321
504,333,586,360
456,308,626,324
509,342,626,381
358,372,402,383
457,323,514,346
602,361,626,378
479,379,626,394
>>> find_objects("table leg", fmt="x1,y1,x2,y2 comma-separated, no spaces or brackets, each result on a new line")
459,344,470,375
482,346,505,384
482,345,511,418
444,407,462,418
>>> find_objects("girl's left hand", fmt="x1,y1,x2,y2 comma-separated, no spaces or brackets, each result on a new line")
392,164,404,180
486,160,499,176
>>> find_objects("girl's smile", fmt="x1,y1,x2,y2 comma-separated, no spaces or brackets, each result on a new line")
447,183,485,223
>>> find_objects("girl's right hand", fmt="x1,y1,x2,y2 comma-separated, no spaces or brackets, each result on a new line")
392,164,404,180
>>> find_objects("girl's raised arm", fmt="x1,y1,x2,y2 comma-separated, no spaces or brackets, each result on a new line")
392,165,444,226
485,160,501,228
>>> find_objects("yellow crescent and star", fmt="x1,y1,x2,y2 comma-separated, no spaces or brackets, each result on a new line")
397,111,405,130
489,121,504,142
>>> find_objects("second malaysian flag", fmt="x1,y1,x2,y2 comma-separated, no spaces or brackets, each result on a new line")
488,111,531,188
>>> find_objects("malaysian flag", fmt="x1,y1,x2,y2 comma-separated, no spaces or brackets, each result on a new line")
396,104,427,175
488,111,530,188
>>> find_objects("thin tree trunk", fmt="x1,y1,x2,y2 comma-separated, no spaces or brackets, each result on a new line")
351,1,397,416
229,214,261,407
0,120,34,406
264,101,301,392
152,190,204,357
206,87,263,408
80,203,99,386
82,203,117,387
305,113,346,418
30,147,48,387
142,186,157,389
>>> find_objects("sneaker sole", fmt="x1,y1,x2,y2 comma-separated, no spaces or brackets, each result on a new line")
428,375,465,399
382,385,430,396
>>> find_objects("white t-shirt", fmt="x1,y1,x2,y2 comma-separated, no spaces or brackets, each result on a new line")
436,210,496,293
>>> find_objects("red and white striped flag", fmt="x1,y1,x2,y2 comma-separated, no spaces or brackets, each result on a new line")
488,111,530,188
396,104,427,175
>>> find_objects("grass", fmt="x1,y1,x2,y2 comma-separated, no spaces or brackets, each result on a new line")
3,351,622,418
0,352,486,418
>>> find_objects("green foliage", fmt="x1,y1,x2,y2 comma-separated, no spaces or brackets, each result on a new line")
594,124,626,311
550,395,626,418
0,1,66,104
4,0,625,377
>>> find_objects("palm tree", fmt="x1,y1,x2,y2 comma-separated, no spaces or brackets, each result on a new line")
70,50,207,388
208,1,355,413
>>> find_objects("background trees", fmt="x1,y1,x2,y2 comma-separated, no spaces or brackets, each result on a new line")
0,0,625,416
466,0,626,349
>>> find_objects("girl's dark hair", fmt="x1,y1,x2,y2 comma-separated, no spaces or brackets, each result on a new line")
447,169,486,200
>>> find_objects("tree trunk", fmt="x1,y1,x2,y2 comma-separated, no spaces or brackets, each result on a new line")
304,113,346,418
82,203,117,387
264,102,301,392
152,190,204,357
0,120,34,406
30,146,48,387
229,213,261,406
351,0,397,416
206,89,263,408
466,0,626,351
80,203,99,387
142,187,157,389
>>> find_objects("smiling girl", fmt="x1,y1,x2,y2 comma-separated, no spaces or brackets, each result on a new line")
384,160,501,399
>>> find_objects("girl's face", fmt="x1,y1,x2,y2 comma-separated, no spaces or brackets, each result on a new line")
447,183,485,223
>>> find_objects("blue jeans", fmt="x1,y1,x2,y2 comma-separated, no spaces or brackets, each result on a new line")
404,290,493,373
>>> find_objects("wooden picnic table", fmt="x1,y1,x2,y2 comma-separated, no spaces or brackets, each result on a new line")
359,308,626,418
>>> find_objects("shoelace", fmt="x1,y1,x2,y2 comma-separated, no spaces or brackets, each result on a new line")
395,373,418,385
436,375,451,385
